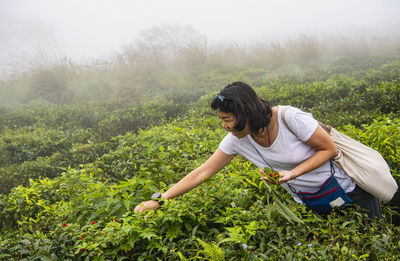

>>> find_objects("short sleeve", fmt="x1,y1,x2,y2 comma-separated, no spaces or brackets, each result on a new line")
218,133,238,155
283,107,318,142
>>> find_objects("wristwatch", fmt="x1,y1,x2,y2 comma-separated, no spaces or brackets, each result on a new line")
151,192,164,206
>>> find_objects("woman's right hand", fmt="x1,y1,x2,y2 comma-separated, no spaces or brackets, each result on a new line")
134,200,161,212
133,149,234,213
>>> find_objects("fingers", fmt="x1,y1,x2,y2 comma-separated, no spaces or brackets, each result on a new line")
260,169,273,183
278,176,289,184
134,200,160,213
134,202,150,213
134,203,145,212
260,168,297,185
277,170,296,184
260,176,276,184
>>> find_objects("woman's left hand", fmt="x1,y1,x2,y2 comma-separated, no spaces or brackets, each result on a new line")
276,170,297,184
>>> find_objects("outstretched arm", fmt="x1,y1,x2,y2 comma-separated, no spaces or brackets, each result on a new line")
134,148,235,212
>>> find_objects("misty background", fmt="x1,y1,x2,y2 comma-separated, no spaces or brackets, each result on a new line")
0,0,400,106
1,0,399,74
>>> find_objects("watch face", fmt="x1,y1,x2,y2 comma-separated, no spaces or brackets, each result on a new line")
151,192,162,200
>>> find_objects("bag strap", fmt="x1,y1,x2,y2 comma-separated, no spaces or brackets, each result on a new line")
280,106,295,136
246,135,299,193
247,136,276,172
281,106,332,134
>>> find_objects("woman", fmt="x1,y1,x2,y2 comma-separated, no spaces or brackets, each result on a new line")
135,81,384,219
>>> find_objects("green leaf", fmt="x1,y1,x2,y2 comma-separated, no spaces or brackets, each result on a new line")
140,229,157,240
177,251,188,261
272,191,304,224
123,200,131,211
245,178,258,188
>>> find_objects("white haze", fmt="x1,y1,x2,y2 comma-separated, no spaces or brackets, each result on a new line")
1,0,399,76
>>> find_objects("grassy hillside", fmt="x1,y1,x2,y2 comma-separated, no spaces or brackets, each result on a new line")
1,35,400,259
0,114,399,260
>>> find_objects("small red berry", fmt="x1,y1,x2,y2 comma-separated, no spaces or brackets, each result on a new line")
63,223,67,227
79,237,83,240
91,221,95,225
115,219,118,222
81,248,85,252
269,173,273,177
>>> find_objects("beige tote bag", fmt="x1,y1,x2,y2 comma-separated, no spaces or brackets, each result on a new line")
281,106,398,201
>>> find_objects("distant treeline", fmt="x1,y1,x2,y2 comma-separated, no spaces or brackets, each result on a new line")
1,26,399,107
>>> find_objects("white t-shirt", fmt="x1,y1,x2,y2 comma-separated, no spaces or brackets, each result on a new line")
219,105,356,203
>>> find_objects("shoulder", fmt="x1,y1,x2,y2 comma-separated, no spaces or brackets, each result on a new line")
278,106,318,141
278,105,304,114
219,133,240,155
278,105,313,121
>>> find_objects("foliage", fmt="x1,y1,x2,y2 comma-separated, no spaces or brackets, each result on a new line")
255,63,400,127
0,54,400,259
0,100,189,193
1,113,400,259
339,114,400,177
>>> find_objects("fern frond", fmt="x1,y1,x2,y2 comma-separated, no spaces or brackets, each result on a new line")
196,238,225,261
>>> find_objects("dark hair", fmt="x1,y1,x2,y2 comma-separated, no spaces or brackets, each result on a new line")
211,81,272,134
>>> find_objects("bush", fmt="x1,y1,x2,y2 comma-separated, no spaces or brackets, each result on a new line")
0,126,73,166
340,114,400,177
1,54,400,260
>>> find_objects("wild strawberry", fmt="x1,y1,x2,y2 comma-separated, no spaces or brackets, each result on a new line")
115,219,118,222
91,221,95,225
63,223,67,227
79,237,83,240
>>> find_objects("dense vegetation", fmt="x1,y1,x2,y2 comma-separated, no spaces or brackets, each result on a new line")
1,30,400,260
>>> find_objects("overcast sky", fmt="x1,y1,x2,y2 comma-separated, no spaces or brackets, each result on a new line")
1,0,399,75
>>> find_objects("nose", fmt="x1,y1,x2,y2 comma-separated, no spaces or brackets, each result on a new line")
222,122,228,130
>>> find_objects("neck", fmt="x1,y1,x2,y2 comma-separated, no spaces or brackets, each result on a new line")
252,117,276,147
251,107,277,147
252,125,270,141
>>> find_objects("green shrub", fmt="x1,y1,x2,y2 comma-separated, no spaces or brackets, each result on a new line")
0,126,72,166
340,114,400,176
1,55,400,260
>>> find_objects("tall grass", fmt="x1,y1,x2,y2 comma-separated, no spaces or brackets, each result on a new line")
1,27,399,108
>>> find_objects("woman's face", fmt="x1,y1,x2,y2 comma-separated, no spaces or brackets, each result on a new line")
217,109,250,138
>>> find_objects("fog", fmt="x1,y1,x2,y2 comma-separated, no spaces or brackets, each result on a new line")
1,0,399,76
